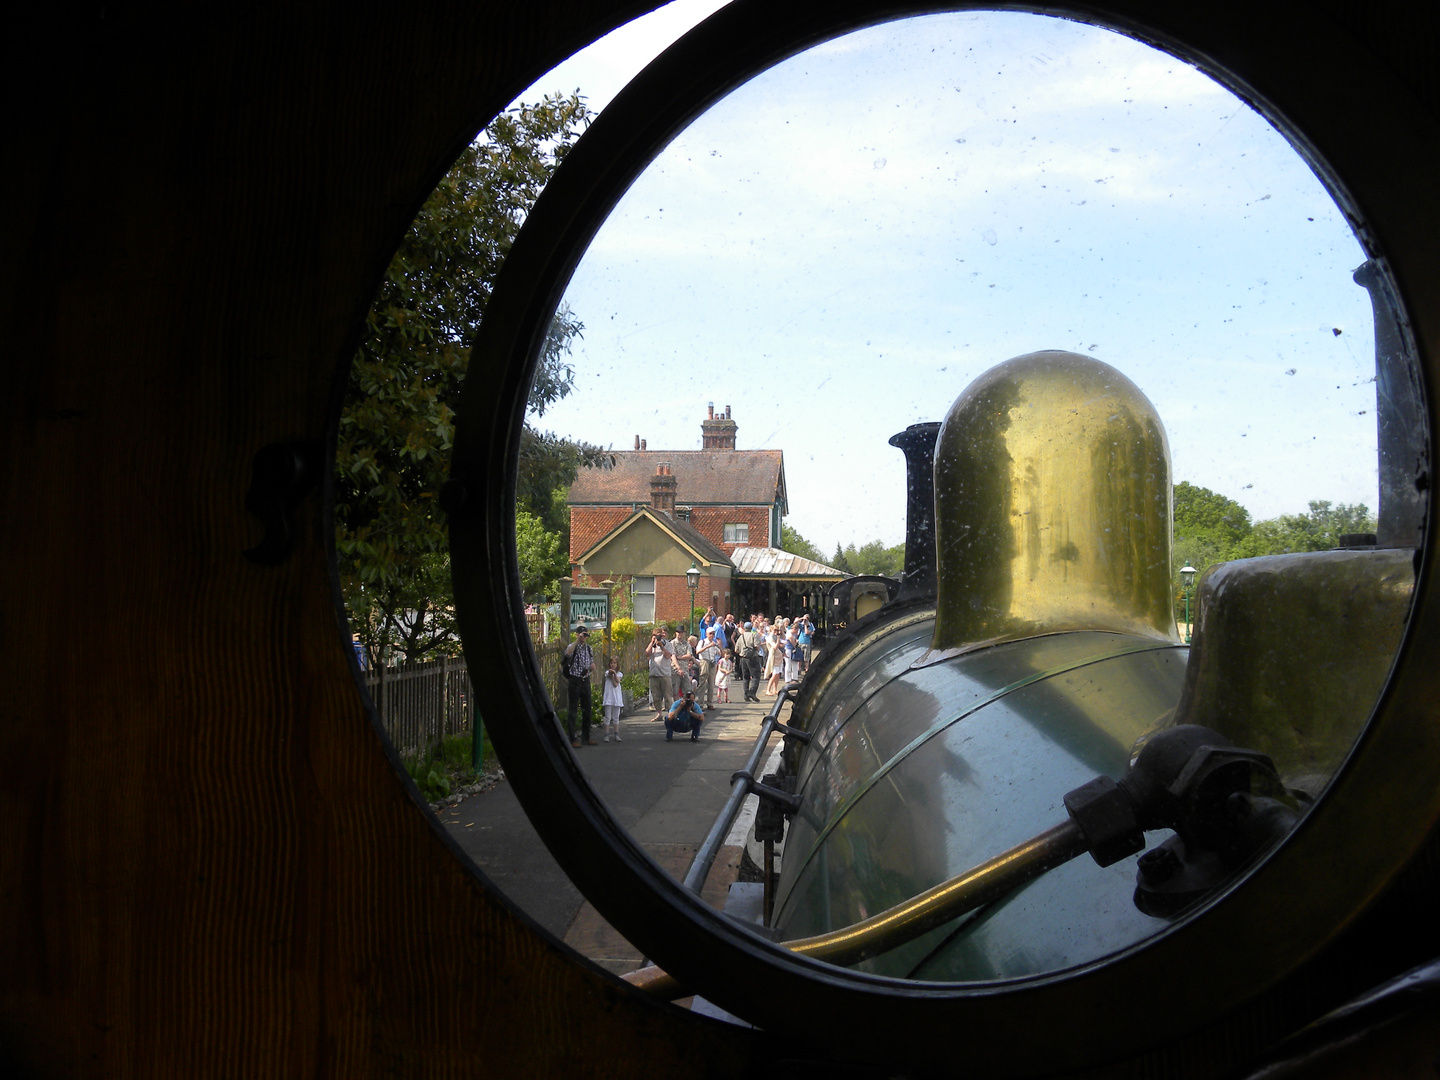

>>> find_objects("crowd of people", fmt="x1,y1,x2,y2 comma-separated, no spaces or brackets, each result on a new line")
562,607,817,748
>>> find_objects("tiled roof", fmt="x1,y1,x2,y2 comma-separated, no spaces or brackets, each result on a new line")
567,450,785,509
568,507,629,561
575,507,734,567
728,546,846,579
666,515,734,566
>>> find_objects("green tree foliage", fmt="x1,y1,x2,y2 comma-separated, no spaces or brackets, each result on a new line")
781,523,824,562
335,94,599,666
1170,481,1376,621
1172,481,1254,593
1233,501,1377,558
515,510,569,601
830,539,905,577
1173,481,1252,549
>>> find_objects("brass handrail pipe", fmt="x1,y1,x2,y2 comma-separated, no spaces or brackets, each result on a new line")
623,819,1086,1000
625,725,1300,1000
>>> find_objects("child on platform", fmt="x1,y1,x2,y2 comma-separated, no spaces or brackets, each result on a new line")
717,649,733,703
601,656,624,742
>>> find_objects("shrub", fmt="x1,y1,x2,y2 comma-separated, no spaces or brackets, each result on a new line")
403,731,494,801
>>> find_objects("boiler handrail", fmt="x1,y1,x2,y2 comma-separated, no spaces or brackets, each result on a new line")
680,684,800,895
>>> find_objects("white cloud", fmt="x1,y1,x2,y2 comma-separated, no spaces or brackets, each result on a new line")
511,8,1378,552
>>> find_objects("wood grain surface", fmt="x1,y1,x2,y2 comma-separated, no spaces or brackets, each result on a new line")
4,1,1440,1077
1,3,767,1076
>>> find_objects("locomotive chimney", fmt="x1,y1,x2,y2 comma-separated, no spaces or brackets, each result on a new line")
889,422,942,602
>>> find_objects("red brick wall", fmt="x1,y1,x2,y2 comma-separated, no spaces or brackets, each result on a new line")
568,571,730,625
572,504,773,559
655,573,730,625
569,506,631,560
686,506,771,555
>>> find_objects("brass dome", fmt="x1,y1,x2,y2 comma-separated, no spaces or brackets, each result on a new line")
931,351,1176,652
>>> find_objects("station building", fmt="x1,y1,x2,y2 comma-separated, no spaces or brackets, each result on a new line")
566,405,843,625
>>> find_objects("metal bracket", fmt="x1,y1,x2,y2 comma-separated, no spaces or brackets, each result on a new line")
730,769,803,815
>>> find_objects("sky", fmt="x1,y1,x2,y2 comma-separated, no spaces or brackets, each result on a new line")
511,3,1380,555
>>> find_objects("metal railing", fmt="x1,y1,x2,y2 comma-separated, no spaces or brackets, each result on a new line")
681,682,808,894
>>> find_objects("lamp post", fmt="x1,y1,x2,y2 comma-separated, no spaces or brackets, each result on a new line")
686,562,700,636
600,577,615,644
1179,564,1197,644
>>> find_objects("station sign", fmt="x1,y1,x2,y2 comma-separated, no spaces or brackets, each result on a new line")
569,586,609,627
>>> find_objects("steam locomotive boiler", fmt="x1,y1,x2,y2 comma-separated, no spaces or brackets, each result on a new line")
751,349,1414,983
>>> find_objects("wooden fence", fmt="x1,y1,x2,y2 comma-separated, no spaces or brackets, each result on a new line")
363,656,477,760
363,628,666,759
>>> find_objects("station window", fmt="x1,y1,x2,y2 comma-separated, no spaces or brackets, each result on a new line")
631,576,655,623
723,523,748,543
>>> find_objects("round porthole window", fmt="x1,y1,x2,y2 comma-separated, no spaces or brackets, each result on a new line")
445,3,1439,1073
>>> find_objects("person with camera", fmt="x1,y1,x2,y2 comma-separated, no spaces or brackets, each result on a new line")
695,624,723,709
664,689,705,742
562,624,597,748
645,628,674,723
668,626,694,701
796,614,814,673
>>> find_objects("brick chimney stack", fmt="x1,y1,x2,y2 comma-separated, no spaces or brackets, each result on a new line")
701,403,738,450
650,462,677,515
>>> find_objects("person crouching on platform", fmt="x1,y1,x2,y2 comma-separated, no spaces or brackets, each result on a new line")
665,690,704,742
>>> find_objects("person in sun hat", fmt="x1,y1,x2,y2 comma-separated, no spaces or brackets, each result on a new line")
695,623,723,709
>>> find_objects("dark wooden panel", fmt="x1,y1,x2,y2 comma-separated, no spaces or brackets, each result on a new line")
0,2,766,1076
3,1,1440,1077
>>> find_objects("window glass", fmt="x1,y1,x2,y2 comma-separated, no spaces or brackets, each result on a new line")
632,576,656,623
512,9,1413,985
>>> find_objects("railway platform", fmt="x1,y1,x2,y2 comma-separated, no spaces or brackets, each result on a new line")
437,691,783,977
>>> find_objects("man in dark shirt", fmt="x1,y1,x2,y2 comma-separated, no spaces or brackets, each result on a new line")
736,622,762,702
563,625,596,747
721,613,740,654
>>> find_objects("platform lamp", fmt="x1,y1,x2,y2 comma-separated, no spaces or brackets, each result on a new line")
1179,564,1197,644
600,577,615,645
686,562,700,636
